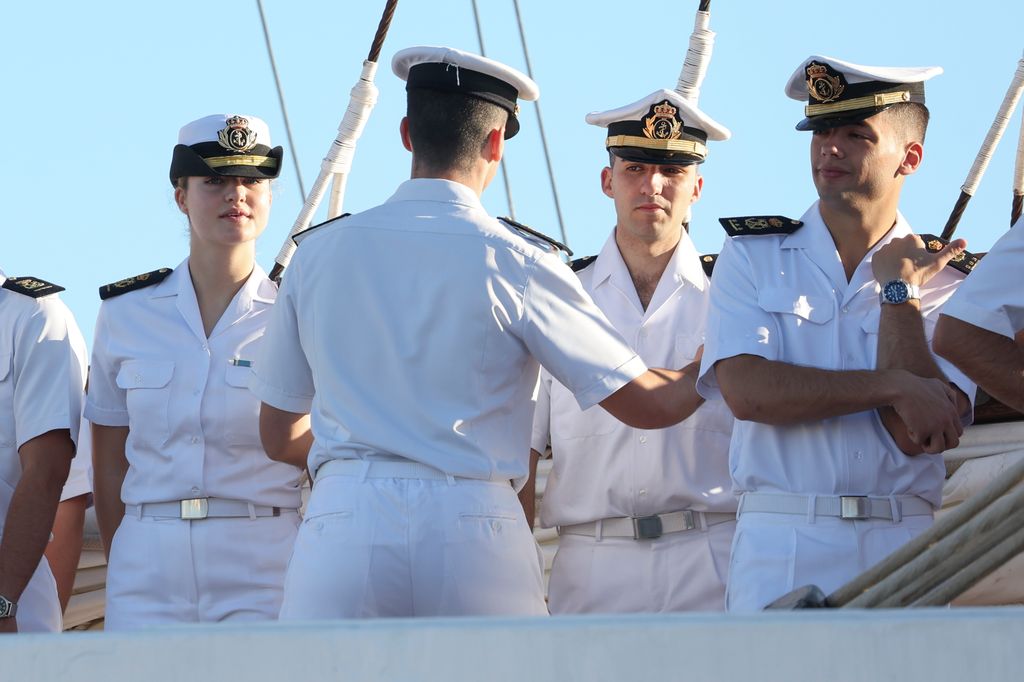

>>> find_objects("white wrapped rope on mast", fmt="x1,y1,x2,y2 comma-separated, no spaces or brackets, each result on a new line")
1012,92,1024,226
269,0,399,282
941,51,1024,239
674,0,713,103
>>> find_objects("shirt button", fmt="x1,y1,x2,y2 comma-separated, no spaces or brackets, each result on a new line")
191,486,200,495
855,451,864,461
193,389,201,396
842,306,850,314
134,373,142,383
191,436,200,444
639,436,648,444
639,489,647,496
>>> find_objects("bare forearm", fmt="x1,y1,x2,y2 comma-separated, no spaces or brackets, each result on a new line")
717,354,900,424
935,315,1024,414
44,495,87,612
259,404,313,468
519,449,540,528
0,433,73,602
877,301,944,378
91,425,128,560
600,361,704,429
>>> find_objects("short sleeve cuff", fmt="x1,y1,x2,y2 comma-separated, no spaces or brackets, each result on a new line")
84,401,129,428
15,414,75,452
250,373,314,414
941,300,1015,340
572,355,648,411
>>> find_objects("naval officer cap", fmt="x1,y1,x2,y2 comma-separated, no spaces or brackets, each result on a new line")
392,45,539,139
785,55,942,131
169,114,283,185
585,89,731,165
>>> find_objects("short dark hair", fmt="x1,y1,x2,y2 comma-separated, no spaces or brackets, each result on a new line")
884,102,930,144
406,89,507,174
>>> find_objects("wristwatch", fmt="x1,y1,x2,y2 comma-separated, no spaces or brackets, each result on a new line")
0,595,16,619
880,279,921,305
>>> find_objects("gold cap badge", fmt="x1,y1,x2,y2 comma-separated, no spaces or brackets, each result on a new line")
643,100,683,141
217,115,258,153
806,62,846,104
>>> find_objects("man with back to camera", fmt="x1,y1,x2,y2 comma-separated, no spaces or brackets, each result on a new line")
697,56,977,611
252,46,709,618
526,89,736,613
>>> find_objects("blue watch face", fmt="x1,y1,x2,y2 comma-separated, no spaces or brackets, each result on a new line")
884,280,910,303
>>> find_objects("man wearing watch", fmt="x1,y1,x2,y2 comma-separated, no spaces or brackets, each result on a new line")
697,56,977,611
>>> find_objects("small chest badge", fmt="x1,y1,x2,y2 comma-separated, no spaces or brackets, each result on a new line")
217,115,258,153
643,100,683,141
806,61,846,104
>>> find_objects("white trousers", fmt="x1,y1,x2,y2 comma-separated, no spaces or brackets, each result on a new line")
104,512,298,629
18,558,61,632
726,511,933,612
549,519,734,614
279,472,547,619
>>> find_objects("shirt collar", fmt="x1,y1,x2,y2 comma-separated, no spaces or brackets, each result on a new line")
591,228,707,293
781,201,911,250
386,178,486,212
149,257,275,307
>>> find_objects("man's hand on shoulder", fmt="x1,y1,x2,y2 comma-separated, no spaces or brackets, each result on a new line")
872,235,967,287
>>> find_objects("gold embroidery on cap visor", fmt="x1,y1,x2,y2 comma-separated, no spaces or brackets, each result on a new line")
217,115,259,153
19,279,48,290
204,155,278,170
805,90,912,117
605,135,707,158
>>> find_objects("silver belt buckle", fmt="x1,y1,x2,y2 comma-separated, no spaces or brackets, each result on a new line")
632,515,664,540
840,496,871,520
180,498,209,520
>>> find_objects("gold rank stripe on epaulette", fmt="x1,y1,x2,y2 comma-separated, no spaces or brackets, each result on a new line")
570,255,597,272
2,276,64,299
719,215,804,237
700,253,718,278
498,216,573,257
292,213,351,246
99,268,173,300
919,234,982,275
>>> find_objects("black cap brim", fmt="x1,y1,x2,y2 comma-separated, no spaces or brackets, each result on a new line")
609,147,703,166
169,143,283,184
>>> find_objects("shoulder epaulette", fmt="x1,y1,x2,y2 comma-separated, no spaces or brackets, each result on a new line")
498,216,573,257
99,268,172,300
919,234,982,275
292,213,351,246
2,276,64,299
719,215,803,237
700,253,718,278
570,255,597,272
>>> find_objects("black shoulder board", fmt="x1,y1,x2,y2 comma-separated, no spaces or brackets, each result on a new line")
700,253,718,277
2,276,64,299
719,215,803,237
292,213,351,246
498,216,573,257
99,268,173,300
919,234,981,275
570,255,597,272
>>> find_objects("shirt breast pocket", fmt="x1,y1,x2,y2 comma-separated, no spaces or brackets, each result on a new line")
224,364,260,447
116,360,174,450
0,353,12,447
757,288,834,351
549,380,618,441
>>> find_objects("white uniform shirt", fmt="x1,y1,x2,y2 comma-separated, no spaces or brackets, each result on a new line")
85,260,300,508
698,204,975,508
532,230,734,527
251,178,647,485
0,270,87,516
941,217,1024,338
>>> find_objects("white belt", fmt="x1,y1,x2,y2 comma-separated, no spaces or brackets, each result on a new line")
738,493,933,521
558,510,736,540
126,498,298,520
314,458,510,485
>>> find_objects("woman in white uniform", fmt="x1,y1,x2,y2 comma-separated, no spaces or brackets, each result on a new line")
86,114,305,628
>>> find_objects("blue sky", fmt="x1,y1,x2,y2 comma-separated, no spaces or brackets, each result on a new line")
4,1,1023,346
